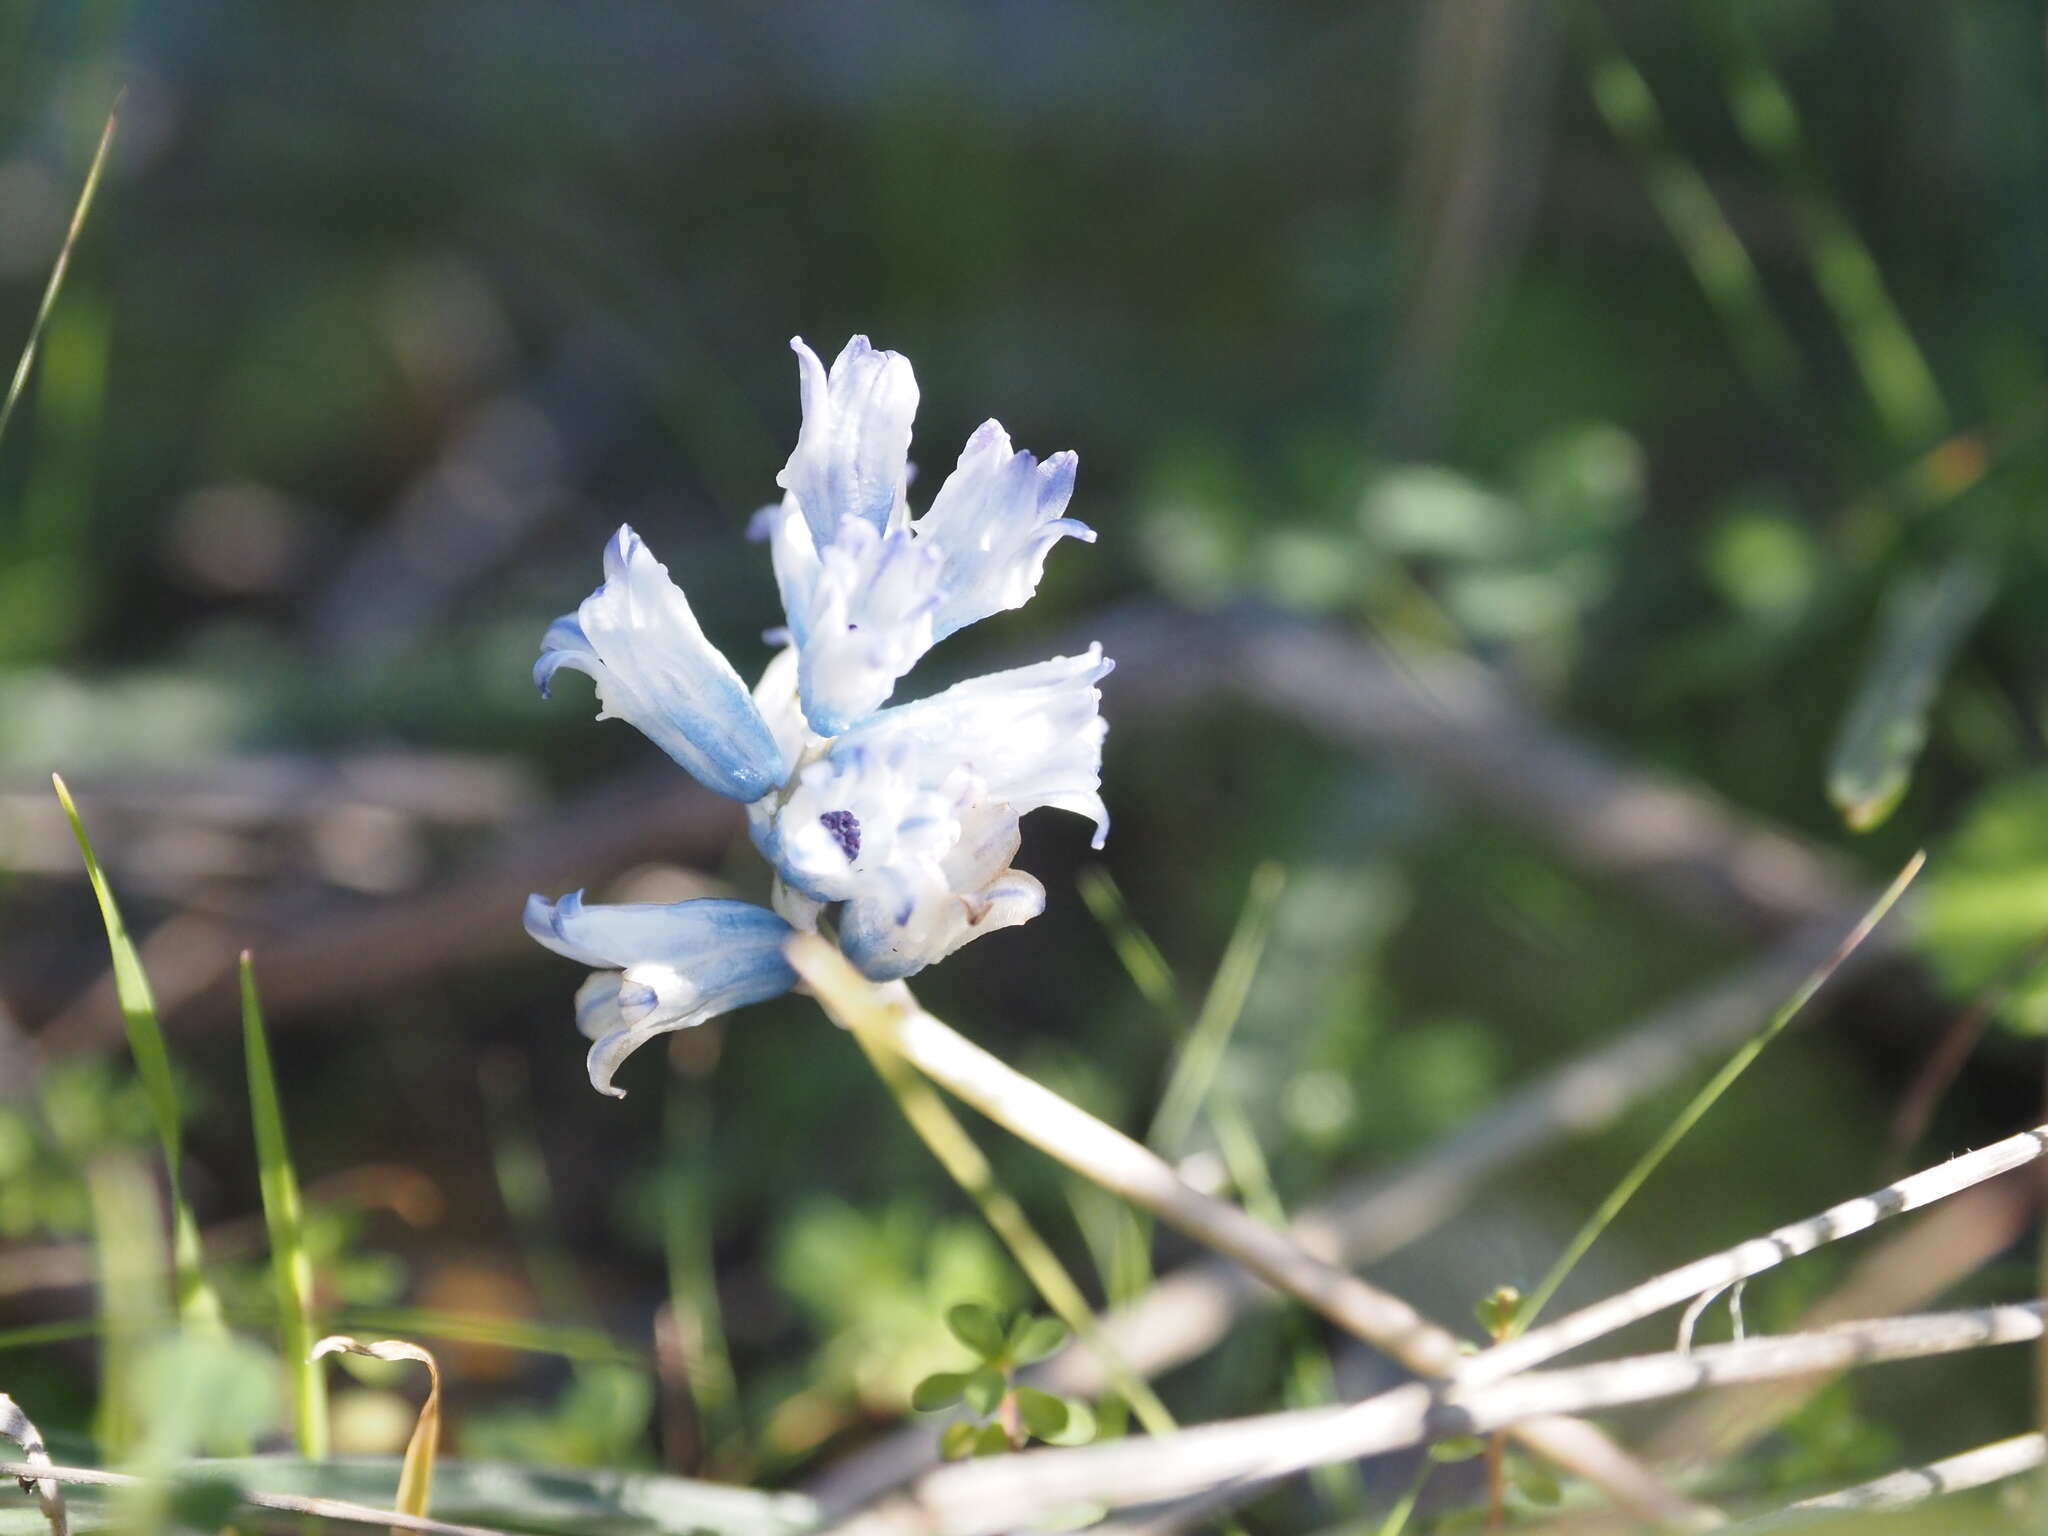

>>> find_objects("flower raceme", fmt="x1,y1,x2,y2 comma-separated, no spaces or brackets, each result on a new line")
528,336,1110,1095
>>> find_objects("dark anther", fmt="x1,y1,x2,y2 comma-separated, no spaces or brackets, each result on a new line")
820,809,861,861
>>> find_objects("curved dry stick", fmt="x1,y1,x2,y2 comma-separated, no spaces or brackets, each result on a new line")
1728,1432,2044,1530
0,1396,66,1536
790,936,1714,1532
1463,1122,2048,1387
807,917,1867,1515
887,1303,2045,1535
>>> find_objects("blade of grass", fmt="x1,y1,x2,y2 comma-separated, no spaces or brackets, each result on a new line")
1701,4,1947,448
1514,852,1925,1331
0,96,121,453
1572,3,1810,418
1148,863,1287,1158
0,1318,101,1352
87,1156,166,1462
1826,553,1994,832
335,1308,639,1367
1083,863,1362,1510
1077,868,1179,1017
241,952,328,1459
660,1070,743,1473
53,773,221,1333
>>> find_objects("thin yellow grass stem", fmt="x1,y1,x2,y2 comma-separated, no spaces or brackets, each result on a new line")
0,97,121,451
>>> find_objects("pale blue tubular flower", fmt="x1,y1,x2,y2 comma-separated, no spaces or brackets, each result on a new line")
764,503,941,736
756,646,1111,979
777,335,918,543
536,526,787,803
768,343,1093,735
523,891,797,1097
531,334,1114,1087
915,420,1093,642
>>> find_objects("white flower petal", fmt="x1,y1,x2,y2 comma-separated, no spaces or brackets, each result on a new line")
840,864,1046,981
842,646,1113,848
790,515,942,734
917,420,1093,641
777,336,918,545
523,892,797,1095
536,526,786,802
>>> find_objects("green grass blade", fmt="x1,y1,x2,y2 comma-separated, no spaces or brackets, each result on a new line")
53,772,222,1333
0,1317,102,1352
1148,862,1286,1157
1076,867,1179,1017
1702,6,1947,448
1515,852,1924,1331
87,1155,166,1460
240,952,328,1459
0,96,121,453
1574,5,1807,413
1827,554,1995,831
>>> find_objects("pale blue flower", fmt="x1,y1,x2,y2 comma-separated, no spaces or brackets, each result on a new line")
766,346,1094,736
777,336,918,544
536,527,787,803
531,335,1112,1091
917,420,1092,642
523,890,796,1096
751,645,1110,978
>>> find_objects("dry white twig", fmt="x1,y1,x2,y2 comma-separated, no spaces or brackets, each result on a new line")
883,1302,2045,1535
1462,1122,2048,1388
0,1397,66,1536
808,919,1870,1517
789,936,1715,1531
1728,1431,2044,1530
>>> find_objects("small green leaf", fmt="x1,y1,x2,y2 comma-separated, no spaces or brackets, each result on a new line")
1474,1285,1521,1339
963,1365,1006,1417
1510,1458,1563,1506
1429,1435,1487,1464
1008,1315,1069,1365
911,1372,968,1412
973,1422,1013,1457
1014,1387,1069,1440
946,1302,1008,1360
940,1422,978,1461
1827,553,1995,832
1040,1397,1097,1447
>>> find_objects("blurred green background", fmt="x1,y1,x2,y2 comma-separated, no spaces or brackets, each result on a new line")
7,0,2048,1527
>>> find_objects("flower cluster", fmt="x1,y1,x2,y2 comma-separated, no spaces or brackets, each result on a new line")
526,337,1111,1096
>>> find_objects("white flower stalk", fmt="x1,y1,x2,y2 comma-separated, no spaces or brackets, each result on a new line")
530,334,1109,1093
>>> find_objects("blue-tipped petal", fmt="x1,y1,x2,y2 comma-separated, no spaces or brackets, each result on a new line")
537,526,788,802
916,421,1093,642
777,336,919,544
524,891,798,1095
